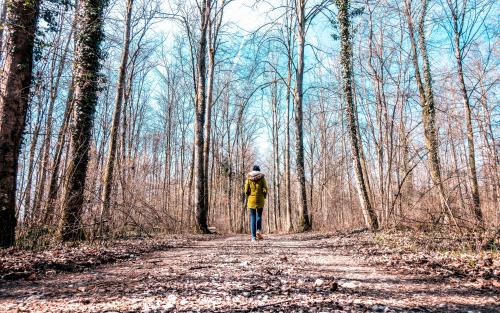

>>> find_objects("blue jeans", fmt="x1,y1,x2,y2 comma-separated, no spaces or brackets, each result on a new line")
249,208,263,239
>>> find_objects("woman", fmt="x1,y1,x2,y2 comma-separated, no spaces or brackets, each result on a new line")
244,165,268,241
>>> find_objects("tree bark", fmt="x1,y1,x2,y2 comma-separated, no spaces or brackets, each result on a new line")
0,0,41,247
59,0,109,241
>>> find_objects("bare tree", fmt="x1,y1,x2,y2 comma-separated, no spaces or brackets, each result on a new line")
193,0,211,233
336,0,379,230
284,2,295,231
404,0,456,227
5,0,498,242
441,0,493,226
293,0,311,231
99,0,134,236
203,0,225,222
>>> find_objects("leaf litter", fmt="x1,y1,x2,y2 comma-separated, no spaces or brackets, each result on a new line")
0,231,498,312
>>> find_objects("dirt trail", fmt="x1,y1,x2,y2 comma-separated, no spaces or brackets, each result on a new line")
0,234,498,312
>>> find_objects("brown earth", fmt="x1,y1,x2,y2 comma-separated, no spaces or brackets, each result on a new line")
0,233,498,312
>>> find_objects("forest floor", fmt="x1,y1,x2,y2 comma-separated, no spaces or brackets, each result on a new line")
0,231,499,313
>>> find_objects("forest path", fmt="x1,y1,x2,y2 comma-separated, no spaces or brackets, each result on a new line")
0,234,497,312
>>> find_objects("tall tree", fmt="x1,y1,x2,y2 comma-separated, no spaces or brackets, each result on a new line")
203,0,224,222
294,0,311,231
59,0,109,241
336,0,379,230
284,0,294,232
443,0,489,225
0,0,41,247
99,0,134,235
404,0,456,226
194,0,211,233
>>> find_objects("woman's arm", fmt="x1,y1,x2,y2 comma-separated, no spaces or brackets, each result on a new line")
244,179,250,196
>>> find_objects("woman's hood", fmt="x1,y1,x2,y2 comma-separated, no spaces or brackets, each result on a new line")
247,171,265,181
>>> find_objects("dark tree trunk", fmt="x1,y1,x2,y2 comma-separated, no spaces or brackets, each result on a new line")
59,0,109,241
0,0,41,248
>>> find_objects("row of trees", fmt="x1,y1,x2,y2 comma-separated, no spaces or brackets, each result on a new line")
0,0,497,247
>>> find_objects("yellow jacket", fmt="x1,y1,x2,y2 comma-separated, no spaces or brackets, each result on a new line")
244,171,268,209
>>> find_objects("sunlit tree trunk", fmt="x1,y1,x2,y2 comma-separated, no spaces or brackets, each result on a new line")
418,0,453,224
447,0,483,225
336,0,379,230
404,0,456,227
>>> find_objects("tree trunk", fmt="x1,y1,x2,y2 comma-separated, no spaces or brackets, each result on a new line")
99,0,133,236
43,81,75,225
194,0,211,233
22,102,43,225
450,8,483,225
203,16,216,220
59,0,109,241
404,0,456,227
419,0,456,226
336,0,379,230
0,0,41,247
271,78,281,231
294,0,310,231
285,18,293,232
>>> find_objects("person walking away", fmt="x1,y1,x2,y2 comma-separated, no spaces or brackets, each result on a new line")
244,165,268,241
